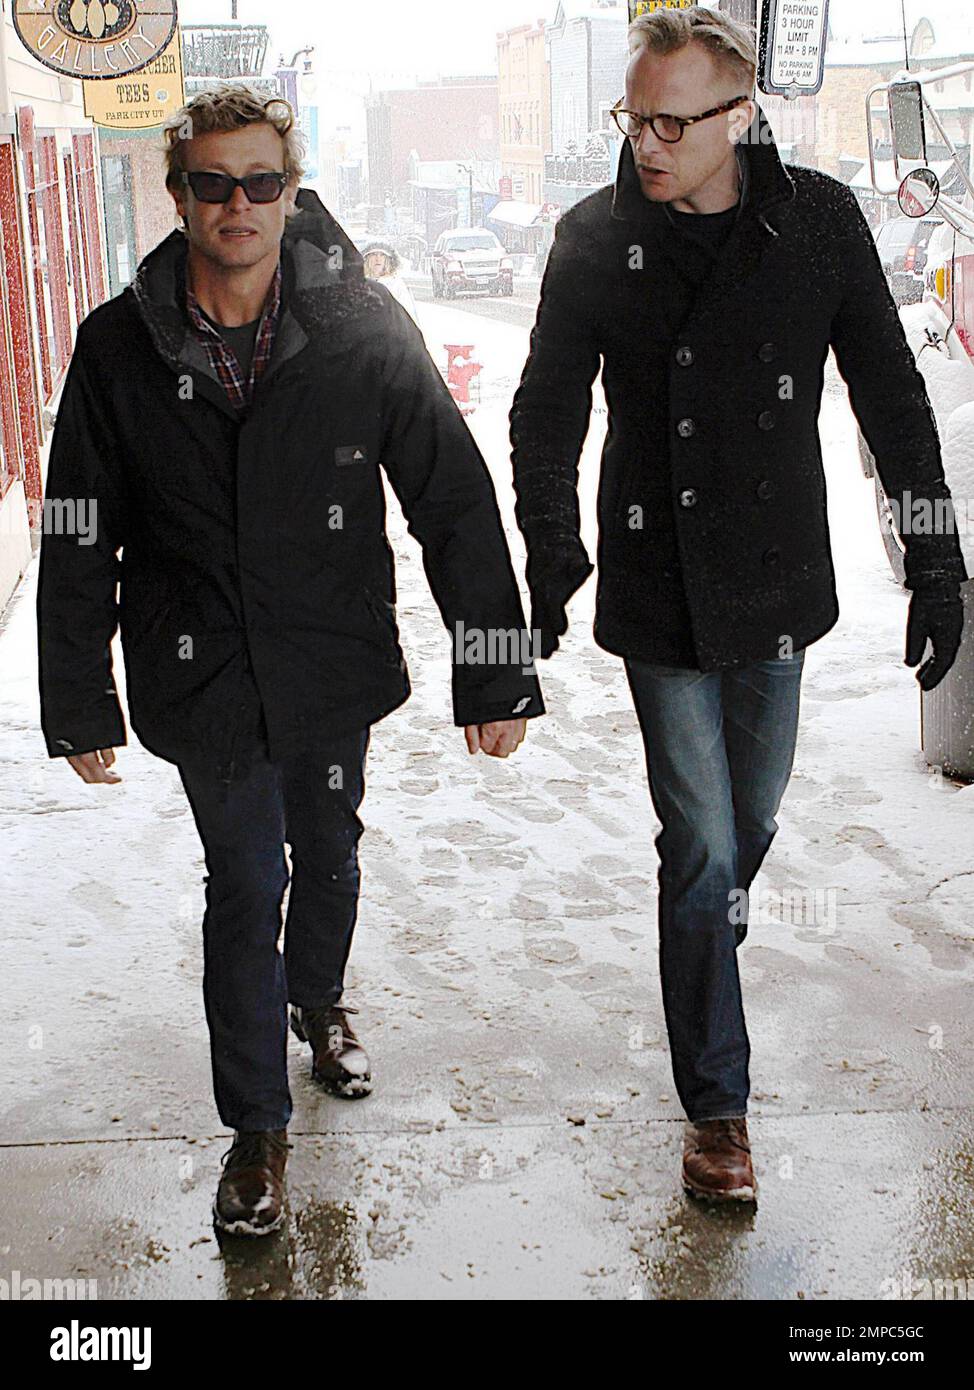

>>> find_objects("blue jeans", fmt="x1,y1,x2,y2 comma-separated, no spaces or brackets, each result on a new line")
176,725,370,1131
624,649,806,1123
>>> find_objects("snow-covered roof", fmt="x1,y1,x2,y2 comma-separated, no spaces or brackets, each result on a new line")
826,36,912,68
847,156,960,190
549,0,627,29
902,1,974,61
826,1,974,66
407,159,499,192
486,200,543,227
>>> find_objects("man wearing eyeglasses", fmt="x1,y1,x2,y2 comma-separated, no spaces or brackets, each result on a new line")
511,6,968,1204
37,82,543,1237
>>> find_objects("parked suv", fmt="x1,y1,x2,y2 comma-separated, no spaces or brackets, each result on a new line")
431,228,514,298
874,216,941,305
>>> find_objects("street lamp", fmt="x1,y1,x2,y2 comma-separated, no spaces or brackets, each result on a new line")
457,163,474,227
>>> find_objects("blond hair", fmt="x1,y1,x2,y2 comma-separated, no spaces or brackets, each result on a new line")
162,81,307,193
628,4,757,92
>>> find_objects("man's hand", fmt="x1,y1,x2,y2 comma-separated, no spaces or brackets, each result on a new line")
525,542,594,658
904,585,965,691
464,719,527,758
66,748,122,784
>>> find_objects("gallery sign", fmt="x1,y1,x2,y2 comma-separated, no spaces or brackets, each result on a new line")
13,1,179,81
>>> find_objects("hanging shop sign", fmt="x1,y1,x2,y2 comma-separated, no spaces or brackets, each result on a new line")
629,1,695,16
82,29,184,127
13,1,179,81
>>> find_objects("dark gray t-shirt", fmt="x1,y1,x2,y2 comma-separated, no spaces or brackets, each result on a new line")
199,308,261,380
666,200,740,253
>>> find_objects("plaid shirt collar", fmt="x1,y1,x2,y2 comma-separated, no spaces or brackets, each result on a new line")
185,259,282,412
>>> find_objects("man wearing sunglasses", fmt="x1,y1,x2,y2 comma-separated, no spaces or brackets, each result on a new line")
511,7,967,1204
37,82,542,1237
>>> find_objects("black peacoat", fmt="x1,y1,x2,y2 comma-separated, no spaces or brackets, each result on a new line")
510,103,969,670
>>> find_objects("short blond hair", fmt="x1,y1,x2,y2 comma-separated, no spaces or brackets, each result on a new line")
628,4,757,93
162,81,306,192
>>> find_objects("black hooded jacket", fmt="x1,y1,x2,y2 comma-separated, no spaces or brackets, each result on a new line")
510,104,969,670
37,190,543,777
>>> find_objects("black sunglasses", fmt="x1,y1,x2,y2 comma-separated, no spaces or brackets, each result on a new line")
180,170,290,204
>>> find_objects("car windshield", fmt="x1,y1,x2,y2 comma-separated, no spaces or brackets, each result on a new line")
444,236,498,252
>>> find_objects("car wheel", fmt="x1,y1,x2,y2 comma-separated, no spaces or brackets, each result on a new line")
874,474,907,587
857,426,874,479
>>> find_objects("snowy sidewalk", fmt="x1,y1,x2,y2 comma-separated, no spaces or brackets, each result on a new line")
1,306,973,1299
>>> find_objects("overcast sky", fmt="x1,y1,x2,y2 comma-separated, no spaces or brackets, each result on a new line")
170,0,974,121
176,1,974,82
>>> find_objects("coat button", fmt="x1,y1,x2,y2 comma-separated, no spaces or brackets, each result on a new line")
757,410,776,430
677,417,696,438
757,341,776,362
675,345,694,366
679,488,698,508
763,545,781,566
756,480,775,500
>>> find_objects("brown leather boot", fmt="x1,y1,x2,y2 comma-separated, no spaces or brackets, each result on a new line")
290,1003,372,1098
213,1128,291,1236
682,1117,757,1204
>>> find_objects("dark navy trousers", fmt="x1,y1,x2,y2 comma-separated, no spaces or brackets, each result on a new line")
177,720,370,1131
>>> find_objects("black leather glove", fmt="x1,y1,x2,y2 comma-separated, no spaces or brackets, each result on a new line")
904,581,965,691
525,540,594,658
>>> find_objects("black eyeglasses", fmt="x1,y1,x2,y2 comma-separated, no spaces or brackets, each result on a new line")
180,170,290,204
610,94,749,143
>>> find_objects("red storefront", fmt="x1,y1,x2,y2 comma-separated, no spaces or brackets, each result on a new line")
0,104,107,607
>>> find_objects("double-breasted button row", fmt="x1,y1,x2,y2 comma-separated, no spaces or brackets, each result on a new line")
678,482,775,511
679,406,774,433
677,342,774,368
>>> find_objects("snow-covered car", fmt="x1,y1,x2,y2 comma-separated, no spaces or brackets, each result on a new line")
859,218,974,589
430,229,514,298
874,216,941,305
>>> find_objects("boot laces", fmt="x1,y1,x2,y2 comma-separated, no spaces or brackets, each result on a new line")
221,1130,290,1172
695,1118,750,1154
302,1002,359,1044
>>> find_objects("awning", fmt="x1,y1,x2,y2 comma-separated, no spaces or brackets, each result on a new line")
487,200,543,228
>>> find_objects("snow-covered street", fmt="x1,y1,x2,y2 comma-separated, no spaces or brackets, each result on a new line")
2,291,973,1300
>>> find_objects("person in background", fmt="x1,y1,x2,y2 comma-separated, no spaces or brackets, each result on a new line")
362,241,420,323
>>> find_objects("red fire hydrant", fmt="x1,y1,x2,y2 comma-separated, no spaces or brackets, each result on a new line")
445,343,482,415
